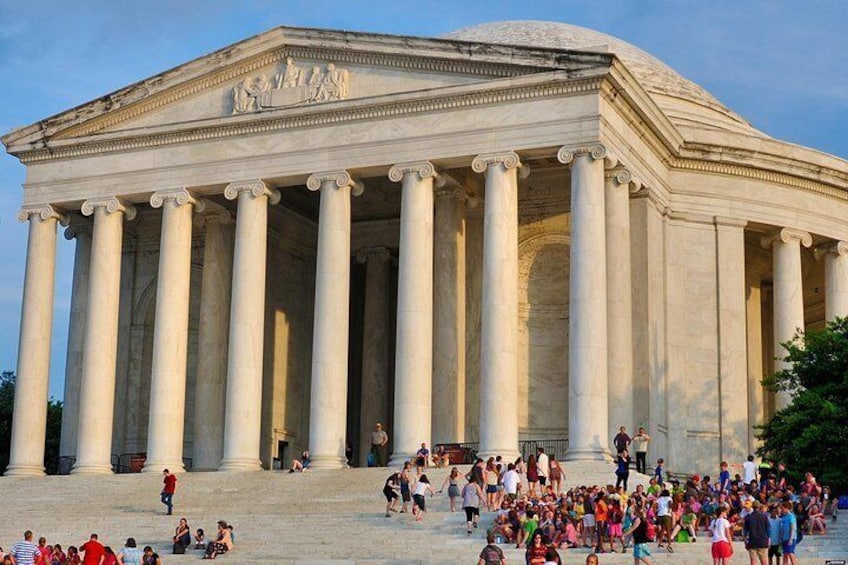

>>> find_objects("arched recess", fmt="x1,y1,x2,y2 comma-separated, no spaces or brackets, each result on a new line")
518,231,570,442
123,266,203,457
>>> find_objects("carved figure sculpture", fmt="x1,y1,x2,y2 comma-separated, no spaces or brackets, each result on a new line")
232,78,255,114
277,57,304,89
307,66,324,101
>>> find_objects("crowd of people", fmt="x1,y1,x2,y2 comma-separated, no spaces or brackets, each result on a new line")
378,425,841,565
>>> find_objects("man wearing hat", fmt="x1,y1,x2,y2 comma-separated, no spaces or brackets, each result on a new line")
370,423,389,467
743,500,770,565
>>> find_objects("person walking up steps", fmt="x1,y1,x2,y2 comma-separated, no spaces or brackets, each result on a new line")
462,475,485,535
160,468,177,515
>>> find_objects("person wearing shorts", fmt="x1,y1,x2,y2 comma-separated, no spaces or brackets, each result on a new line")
382,472,400,517
779,502,797,565
710,508,733,565
462,478,484,534
623,508,653,565
411,475,433,521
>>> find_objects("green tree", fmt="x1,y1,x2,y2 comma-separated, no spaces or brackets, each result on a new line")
759,317,848,492
0,370,64,475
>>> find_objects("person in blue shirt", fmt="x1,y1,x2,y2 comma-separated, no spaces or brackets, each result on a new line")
779,502,797,565
654,458,665,486
718,461,731,492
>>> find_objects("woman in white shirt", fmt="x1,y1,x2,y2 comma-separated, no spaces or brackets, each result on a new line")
709,507,733,565
412,474,434,522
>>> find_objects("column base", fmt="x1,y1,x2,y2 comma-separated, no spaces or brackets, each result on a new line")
564,447,613,462
141,460,185,474
388,452,415,467
4,463,46,477
477,449,520,463
307,454,348,470
71,462,114,475
217,458,263,472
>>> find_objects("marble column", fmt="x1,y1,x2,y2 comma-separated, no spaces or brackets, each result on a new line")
5,205,67,476
218,181,280,471
73,197,135,474
558,144,610,461
471,152,525,461
357,247,393,466
604,167,634,442
432,185,467,445
761,228,811,411
307,171,363,469
192,210,234,471
59,221,91,461
715,217,749,463
819,241,848,321
388,162,437,465
143,189,204,473
745,272,765,454
356,247,392,467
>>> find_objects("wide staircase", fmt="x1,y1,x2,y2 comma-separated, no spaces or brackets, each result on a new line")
0,463,844,564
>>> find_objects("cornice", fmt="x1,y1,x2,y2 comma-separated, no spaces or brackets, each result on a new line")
14,74,603,164
670,156,848,201
45,46,549,143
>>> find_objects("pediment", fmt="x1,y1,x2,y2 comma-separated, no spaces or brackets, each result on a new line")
2,26,614,153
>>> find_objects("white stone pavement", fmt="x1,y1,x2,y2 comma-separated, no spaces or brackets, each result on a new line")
0,462,843,564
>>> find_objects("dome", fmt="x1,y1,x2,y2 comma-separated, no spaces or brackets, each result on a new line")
443,21,766,139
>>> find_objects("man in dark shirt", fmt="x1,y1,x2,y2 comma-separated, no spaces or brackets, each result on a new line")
613,426,631,454
743,500,770,565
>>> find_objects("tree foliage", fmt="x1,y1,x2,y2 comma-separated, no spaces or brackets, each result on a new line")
759,317,848,492
0,370,64,475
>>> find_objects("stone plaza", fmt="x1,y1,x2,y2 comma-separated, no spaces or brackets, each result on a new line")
2,20,848,479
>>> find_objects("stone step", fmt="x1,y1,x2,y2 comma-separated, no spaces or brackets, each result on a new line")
1,465,843,564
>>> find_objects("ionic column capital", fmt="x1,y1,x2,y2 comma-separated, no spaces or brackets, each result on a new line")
81,197,136,221
355,246,392,264
471,151,530,178
17,204,69,225
224,180,281,204
150,188,206,212
195,208,234,228
306,170,364,196
761,228,812,250
604,166,634,187
556,143,608,165
814,240,848,260
435,186,468,201
388,161,444,185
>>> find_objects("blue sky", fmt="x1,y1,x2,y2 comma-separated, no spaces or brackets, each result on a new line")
0,1,846,400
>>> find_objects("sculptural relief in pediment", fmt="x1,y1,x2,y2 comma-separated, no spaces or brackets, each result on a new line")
231,58,350,114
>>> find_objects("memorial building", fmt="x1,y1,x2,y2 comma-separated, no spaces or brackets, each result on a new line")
3,21,847,476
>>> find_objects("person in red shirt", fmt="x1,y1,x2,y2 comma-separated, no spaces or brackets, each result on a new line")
161,468,177,516
79,533,105,565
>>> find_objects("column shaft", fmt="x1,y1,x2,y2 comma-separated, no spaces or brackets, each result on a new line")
745,272,765,453
73,198,134,474
219,181,278,471
432,188,467,445
715,218,749,463
6,206,65,476
357,248,393,467
604,169,634,442
307,171,359,469
559,146,609,461
763,228,811,411
389,163,435,464
472,153,522,461
144,190,202,472
192,212,234,470
60,223,91,461
823,242,848,321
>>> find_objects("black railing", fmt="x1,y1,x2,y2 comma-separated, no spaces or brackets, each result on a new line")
521,438,569,461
